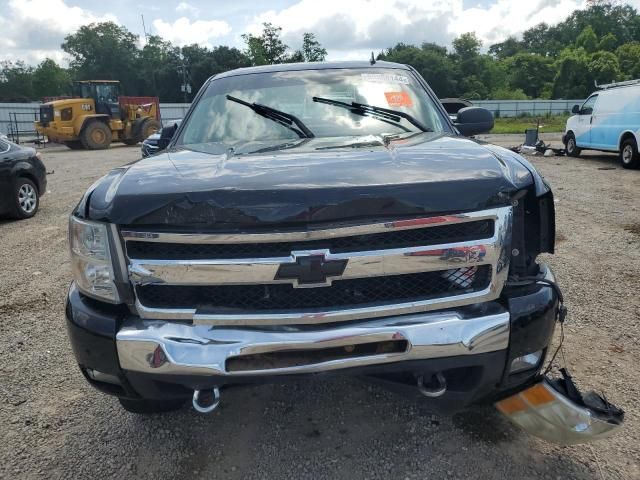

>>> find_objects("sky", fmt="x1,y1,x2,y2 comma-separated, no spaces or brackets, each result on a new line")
1,0,640,66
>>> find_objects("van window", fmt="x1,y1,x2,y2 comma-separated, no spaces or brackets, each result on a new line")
580,95,598,115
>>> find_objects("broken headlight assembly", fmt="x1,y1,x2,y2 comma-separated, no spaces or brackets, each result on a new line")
496,370,624,444
69,216,120,303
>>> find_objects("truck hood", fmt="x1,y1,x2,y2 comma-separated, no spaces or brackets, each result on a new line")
81,133,537,228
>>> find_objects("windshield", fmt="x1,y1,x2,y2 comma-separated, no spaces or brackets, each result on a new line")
176,68,446,152
73,83,119,103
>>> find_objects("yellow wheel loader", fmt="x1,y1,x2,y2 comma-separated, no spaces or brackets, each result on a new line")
35,80,162,150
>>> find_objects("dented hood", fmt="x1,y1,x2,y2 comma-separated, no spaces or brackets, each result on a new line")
81,133,536,228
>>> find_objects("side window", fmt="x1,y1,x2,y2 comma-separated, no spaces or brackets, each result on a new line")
581,95,598,115
0,140,9,153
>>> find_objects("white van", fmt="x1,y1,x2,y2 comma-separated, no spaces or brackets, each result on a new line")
563,80,640,169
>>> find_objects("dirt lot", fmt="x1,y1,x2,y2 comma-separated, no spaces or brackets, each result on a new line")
1,137,639,480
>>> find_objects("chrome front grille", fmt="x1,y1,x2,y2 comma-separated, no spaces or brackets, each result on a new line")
122,207,512,326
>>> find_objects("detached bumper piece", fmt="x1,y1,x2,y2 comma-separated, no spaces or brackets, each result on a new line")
496,370,624,444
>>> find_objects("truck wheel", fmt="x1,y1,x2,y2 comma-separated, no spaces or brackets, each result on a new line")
141,119,161,140
10,177,39,219
122,138,139,146
620,137,640,169
65,141,84,150
565,132,581,157
81,121,112,150
118,397,185,414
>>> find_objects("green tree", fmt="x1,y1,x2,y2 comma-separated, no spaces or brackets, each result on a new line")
488,37,523,60
491,87,529,100
616,42,640,78
552,47,592,98
452,33,485,96
139,35,181,101
377,43,457,97
589,50,621,84
598,32,618,51
0,61,34,101
576,25,599,52
242,23,289,65
505,53,554,98
299,33,327,62
62,22,140,94
32,58,71,99
451,33,504,99
181,44,250,98
521,23,561,56
459,75,488,100
452,32,482,63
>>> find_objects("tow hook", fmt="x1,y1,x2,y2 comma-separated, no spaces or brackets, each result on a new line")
417,372,447,398
192,387,220,414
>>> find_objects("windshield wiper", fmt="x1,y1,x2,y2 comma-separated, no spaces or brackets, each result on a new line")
226,95,314,138
312,96,431,132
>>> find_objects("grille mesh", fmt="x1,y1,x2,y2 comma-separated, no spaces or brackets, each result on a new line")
136,266,491,312
125,220,493,260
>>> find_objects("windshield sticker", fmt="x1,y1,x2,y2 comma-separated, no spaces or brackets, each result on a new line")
361,73,410,85
384,91,413,107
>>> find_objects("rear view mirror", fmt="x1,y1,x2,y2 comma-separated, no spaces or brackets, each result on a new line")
572,105,580,114
158,120,182,150
454,107,494,136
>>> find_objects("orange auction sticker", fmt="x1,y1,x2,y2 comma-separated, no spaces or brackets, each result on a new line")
384,91,413,108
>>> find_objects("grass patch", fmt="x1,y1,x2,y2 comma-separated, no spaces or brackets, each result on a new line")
491,115,570,134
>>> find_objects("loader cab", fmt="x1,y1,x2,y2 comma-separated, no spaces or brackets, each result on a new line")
73,81,121,119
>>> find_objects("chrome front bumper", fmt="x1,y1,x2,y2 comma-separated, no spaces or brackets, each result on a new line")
116,307,510,377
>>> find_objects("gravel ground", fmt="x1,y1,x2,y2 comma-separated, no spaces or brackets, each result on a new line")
0,138,638,480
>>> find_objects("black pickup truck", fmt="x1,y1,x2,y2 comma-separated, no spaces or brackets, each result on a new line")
65,61,621,441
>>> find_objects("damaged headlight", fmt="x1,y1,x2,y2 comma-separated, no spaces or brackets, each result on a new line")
69,216,120,303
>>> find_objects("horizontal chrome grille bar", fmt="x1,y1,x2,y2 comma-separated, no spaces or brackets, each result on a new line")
116,309,510,376
135,284,497,326
121,209,499,245
129,240,497,287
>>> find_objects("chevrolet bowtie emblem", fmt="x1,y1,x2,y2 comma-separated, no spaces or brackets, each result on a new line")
275,251,348,287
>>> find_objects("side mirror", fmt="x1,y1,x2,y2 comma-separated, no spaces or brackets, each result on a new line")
454,107,494,136
572,105,580,114
157,120,182,150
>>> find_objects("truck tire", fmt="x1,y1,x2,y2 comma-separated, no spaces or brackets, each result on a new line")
118,397,185,414
564,132,581,157
10,177,39,219
81,121,112,150
620,137,640,169
141,118,161,140
122,138,139,146
64,141,84,150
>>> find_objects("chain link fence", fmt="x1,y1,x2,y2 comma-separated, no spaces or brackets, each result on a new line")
473,99,584,118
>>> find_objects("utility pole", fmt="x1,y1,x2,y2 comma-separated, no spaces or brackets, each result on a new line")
178,55,191,104
141,14,149,45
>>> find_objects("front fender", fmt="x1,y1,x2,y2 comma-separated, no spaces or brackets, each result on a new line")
77,114,110,133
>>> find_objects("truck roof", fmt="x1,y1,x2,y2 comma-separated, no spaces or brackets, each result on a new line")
73,80,120,84
214,60,411,80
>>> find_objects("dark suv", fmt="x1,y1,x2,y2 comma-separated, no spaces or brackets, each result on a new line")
0,137,47,219
66,61,560,418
